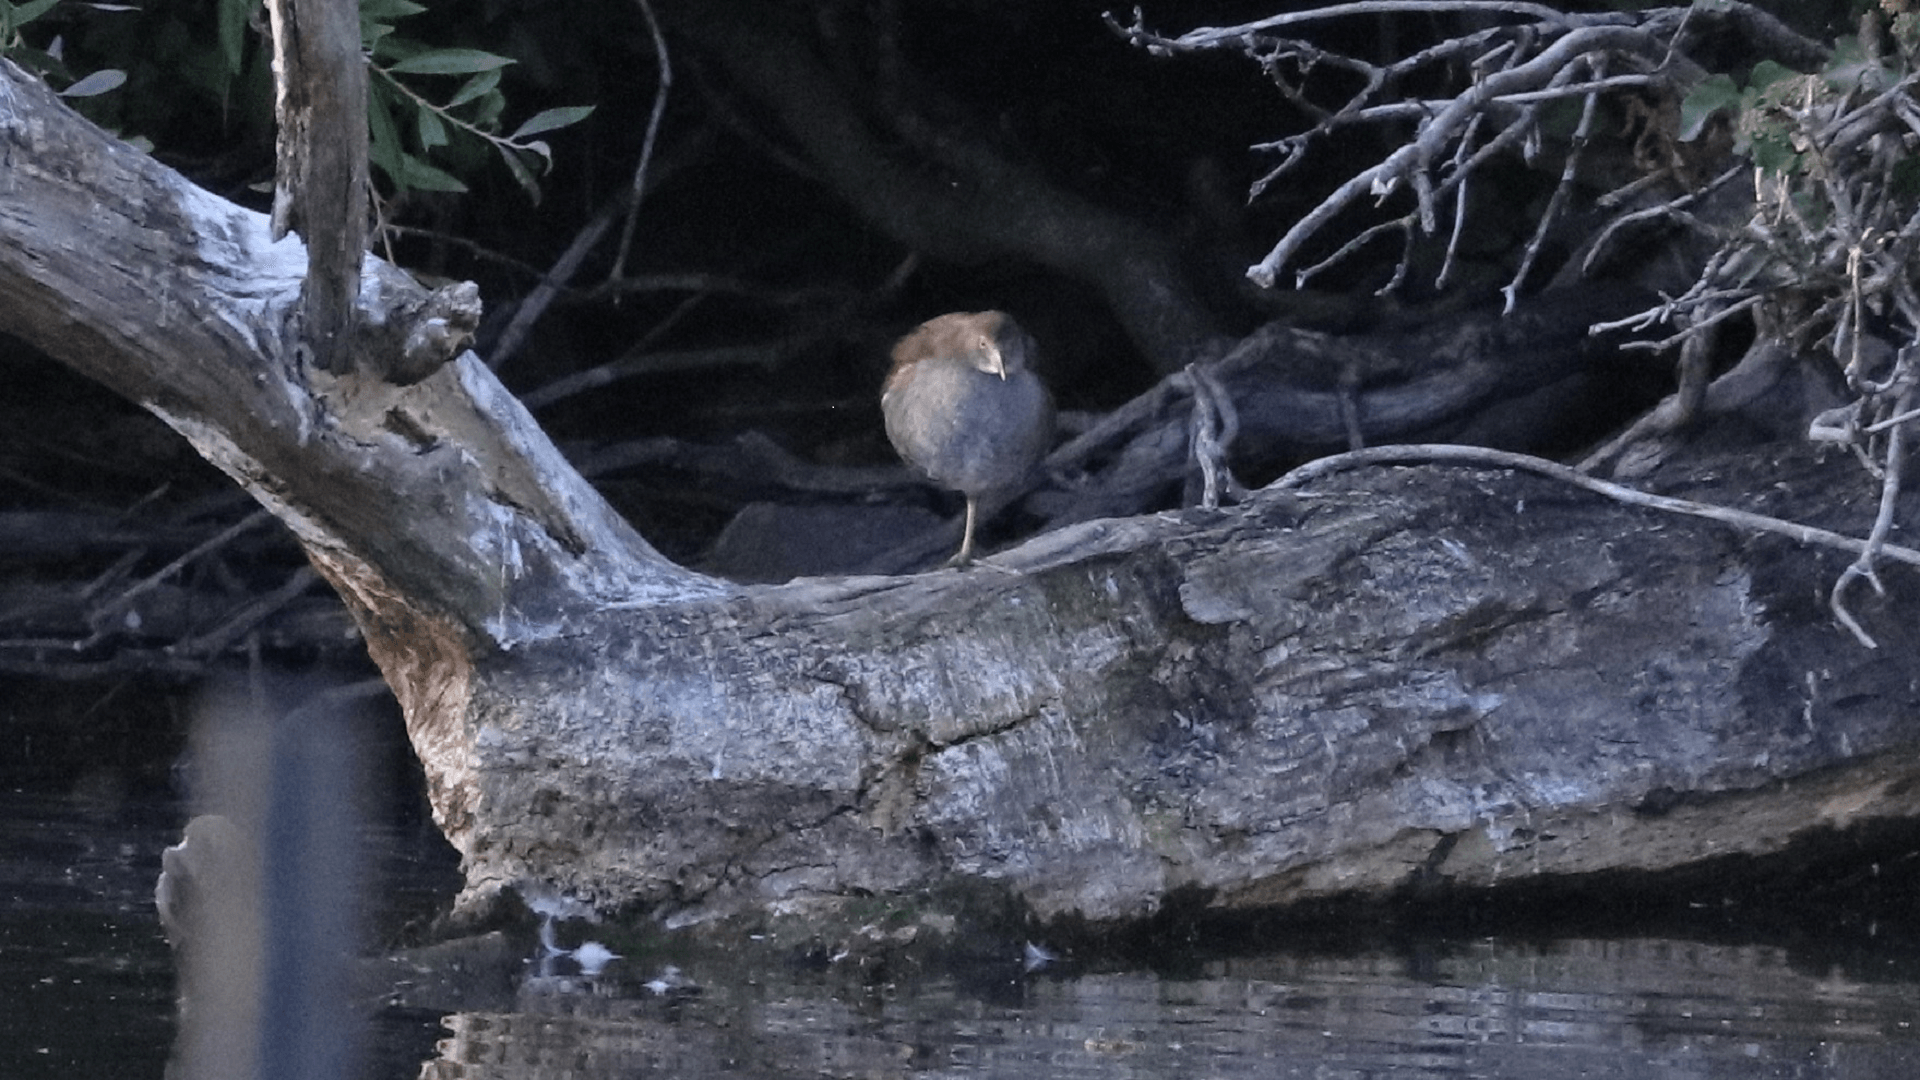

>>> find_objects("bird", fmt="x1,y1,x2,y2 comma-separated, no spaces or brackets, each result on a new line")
882,311,1054,565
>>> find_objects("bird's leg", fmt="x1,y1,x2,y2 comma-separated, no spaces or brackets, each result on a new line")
946,496,980,566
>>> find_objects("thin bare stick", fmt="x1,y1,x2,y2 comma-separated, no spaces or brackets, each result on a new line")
1279,443,1920,570
94,510,274,625
1502,66,1602,312
1247,24,1658,287
1435,130,1475,289
1864,402,1920,432
1169,1,1577,51
611,0,674,284
168,567,320,661
1583,164,1745,275
1295,216,1414,290
521,340,797,410
1183,364,1246,508
380,225,552,280
1622,294,1764,351
1495,73,1663,103
1830,386,1913,647
488,196,623,372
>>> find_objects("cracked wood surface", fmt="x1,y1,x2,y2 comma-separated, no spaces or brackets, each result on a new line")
444,453,1920,925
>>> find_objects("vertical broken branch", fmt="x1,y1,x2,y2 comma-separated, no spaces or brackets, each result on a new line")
267,0,369,375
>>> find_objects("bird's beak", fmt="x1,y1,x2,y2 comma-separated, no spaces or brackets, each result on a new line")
989,349,1008,380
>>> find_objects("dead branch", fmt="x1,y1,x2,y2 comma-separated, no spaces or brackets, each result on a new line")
1117,2,1920,644
266,0,369,375
1110,2,1821,301
1281,442,1920,572
610,0,673,283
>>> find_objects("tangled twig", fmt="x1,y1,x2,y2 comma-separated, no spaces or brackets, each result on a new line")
1119,1,1920,644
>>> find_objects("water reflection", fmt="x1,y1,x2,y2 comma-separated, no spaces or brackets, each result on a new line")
5,784,1920,1079
414,935,1920,1079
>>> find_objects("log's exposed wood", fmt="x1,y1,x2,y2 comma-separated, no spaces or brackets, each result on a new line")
266,0,369,376
430,450,1920,925
4,60,1920,935
0,59,718,848
0,63,701,616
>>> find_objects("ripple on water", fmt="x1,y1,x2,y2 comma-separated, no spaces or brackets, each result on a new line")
7,790,1920,1079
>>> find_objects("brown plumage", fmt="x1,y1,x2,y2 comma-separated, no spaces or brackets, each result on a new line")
882,311,1054,564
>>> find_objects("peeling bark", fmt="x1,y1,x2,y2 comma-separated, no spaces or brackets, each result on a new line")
432,454,1920,925
266,0,369,375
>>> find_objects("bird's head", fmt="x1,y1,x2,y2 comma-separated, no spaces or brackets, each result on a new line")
971,311,1032,380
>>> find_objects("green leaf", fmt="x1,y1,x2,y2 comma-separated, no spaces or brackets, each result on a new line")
1749,131,1800,176
497,144,540,203
9,0,65,31
217,0,254,76
371,32,428,64
1823,37,1897,95
447,68,500,108
59,68,126,97
1746,60,1798,93
178,44,236,101
386,48,514,76
1678,74,1740,141
510,105,593,140
416,106,447,150
370,82,469,195
397,153,467,192
368,82,406,179
468,89,505,130
0,45,71,83
359,0,426,20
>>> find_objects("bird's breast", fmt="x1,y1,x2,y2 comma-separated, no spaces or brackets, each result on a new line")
883,362,1051,496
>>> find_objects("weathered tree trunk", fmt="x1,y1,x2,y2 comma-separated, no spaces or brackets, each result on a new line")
4,62,1919,933
265,0,368,376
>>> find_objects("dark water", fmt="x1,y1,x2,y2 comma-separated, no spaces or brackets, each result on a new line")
422,939,1920,1079
0,789,455,1079
0,793,175,1077
7,789,1920,1080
